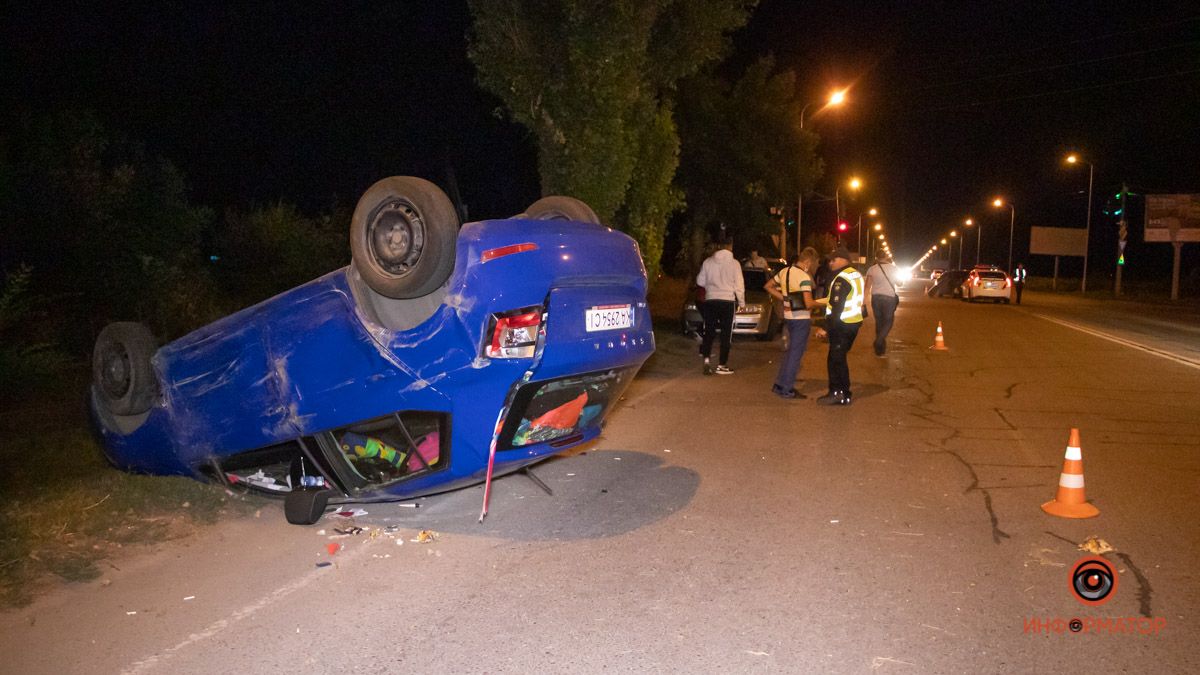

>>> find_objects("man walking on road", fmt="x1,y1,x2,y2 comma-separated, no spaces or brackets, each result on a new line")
696,238,745,375
816,247,865,405
765,247,818,398
1013,263,1027,304
863,252,901,357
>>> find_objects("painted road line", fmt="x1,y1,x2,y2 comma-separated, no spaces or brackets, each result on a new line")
1032,314,1200,371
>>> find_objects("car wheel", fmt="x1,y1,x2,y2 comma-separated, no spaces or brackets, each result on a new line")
524,196,601,224
93,322,158,416
350,176,460,299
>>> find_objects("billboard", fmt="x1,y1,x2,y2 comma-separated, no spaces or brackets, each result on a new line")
1145,194,1200,243
1030,226,1087,256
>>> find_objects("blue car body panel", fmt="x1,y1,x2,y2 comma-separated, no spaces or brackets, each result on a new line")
92,217,654,500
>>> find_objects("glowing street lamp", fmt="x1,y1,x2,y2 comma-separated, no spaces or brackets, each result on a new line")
993,197,1016,272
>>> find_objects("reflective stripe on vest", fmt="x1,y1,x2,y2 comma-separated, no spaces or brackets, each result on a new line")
827,267,865,323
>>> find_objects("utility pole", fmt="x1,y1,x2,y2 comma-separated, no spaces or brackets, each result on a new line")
1115,183,1127,296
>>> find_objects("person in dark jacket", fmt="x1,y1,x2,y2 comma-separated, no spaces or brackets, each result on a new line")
814,247,866,405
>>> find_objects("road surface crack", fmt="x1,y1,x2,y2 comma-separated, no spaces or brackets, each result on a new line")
946,450,1011,545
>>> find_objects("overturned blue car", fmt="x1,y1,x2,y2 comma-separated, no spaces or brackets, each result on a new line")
90,177,654,524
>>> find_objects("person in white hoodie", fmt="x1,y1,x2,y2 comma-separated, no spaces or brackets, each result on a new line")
695,238,745,374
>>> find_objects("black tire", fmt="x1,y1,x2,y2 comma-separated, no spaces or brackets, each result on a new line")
525,196,600,224
93,322,158,416
350,176,459,299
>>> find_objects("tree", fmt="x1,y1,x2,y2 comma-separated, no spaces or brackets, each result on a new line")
0,111,215,345
675,57,823,267
211,202,348,307
468,0,754,279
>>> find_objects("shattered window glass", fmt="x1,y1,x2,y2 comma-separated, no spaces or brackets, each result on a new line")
502,368,635,449
331,411,445,486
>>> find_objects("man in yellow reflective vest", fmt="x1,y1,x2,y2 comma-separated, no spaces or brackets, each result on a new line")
815,246,865,405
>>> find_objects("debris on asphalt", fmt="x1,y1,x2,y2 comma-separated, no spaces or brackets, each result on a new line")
125,611,137,616
333,527,364,536
830,520,840,524
315,562,332,568
871,656,915,669
316,529,326,535
745,651,771,657
329,508,368,518
326,542,341,555
183,596,195,601
1078,536,1114,554
411,529,439,543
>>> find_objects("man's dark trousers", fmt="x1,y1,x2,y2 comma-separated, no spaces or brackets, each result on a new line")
826,318,860,394
870,294,899,356
700,299,736,365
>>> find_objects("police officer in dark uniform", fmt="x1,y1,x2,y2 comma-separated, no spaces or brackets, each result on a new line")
816,247,866,406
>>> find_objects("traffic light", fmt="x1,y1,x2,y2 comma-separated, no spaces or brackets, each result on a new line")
837,221,849,232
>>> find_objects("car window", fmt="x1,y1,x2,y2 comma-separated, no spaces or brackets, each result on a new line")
980,272,1006,279
743,270,769,287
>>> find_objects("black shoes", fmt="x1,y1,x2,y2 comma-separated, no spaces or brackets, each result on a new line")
816,390,852,406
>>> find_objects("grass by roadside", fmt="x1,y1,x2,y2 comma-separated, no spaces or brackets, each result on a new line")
0,382,263,608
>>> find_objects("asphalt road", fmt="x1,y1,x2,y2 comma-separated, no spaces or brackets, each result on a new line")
4,283,1199,673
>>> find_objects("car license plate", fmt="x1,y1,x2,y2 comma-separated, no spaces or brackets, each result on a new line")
586,304,632,332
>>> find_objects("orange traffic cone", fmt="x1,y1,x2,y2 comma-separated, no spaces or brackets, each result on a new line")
929,321,949,350
1041,428,1100,519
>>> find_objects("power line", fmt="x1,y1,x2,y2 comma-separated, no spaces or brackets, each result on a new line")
918,67,1200,113
912,40,1200,92
907,14,1200,75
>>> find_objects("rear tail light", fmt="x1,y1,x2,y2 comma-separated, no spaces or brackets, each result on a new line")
481,242,538,263
973,277,980,287
485,306,542,358
1005,277,1012,288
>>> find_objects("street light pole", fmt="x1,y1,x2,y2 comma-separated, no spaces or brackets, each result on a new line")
797,104,810,256
1082,162,1094,292
1006,205,1015,273
796,89,848,257
965,218,979,266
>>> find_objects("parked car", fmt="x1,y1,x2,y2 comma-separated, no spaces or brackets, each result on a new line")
961,268,1013,303
927,269,970,298
681,267,782,341
90,177,655,524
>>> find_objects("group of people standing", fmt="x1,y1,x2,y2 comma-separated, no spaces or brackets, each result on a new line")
695,241,902,405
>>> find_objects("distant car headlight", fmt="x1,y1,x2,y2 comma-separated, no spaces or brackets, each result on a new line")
738,304,763,314
898,268,913,282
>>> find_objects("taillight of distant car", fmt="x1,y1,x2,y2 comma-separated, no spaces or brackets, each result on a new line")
1005,277,1012,287
486,307,542,358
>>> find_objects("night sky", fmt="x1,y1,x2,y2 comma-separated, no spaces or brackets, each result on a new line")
4,1,1198,278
